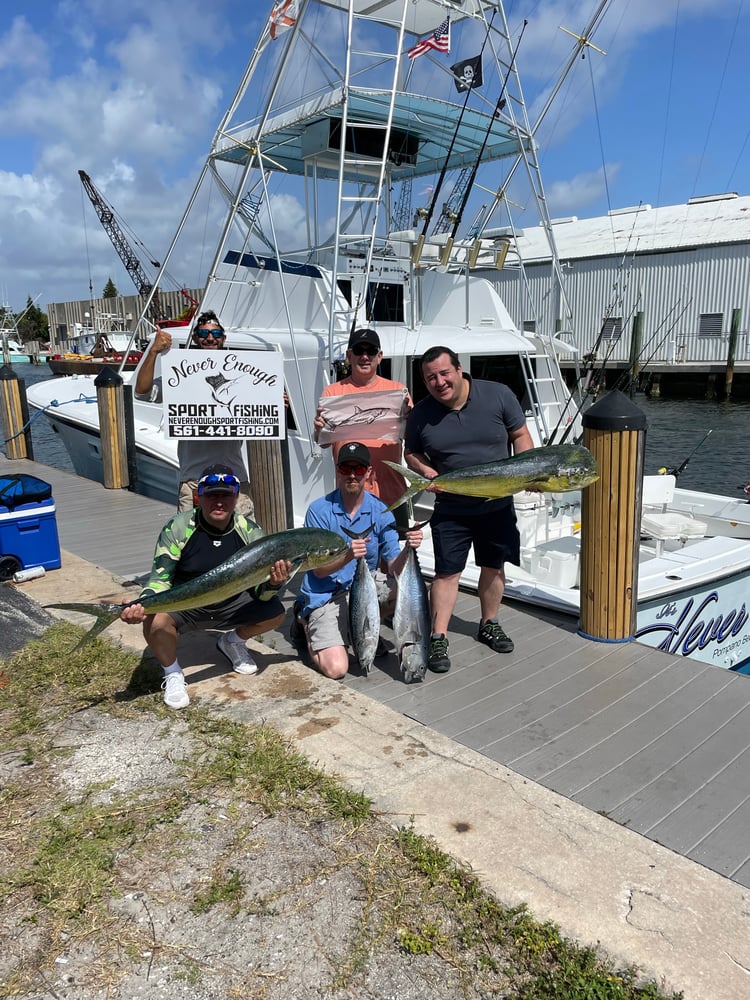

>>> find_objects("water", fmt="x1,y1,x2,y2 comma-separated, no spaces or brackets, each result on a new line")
5,364,750,499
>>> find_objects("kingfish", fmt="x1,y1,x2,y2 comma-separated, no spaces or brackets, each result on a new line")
348,553,381,676
384,444,599,510
48,527,348,648
392,545,431,685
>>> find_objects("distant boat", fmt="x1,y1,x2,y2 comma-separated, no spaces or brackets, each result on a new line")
1,334,46,365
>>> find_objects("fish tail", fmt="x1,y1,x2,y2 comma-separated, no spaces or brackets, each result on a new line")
46,602,123,649
382,461,429,511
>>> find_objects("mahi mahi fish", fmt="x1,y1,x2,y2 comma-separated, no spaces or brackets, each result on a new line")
384,444,599,510
392,545,431,685
48,527,348,647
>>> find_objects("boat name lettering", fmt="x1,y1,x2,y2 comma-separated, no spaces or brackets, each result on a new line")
166,357,218,385
222,354,278,386
636,592,749,657
656,602,678,620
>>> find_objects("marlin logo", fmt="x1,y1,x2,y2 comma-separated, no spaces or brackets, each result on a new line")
205,372,243,410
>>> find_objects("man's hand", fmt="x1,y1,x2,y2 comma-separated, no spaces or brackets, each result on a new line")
404,528,423,549
150,326,173,355
120,602,147,624
349,537,368,561
268,559,293,588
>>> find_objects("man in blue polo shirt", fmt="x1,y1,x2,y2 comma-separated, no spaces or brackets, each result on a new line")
404,346,534,673
294,442,423,680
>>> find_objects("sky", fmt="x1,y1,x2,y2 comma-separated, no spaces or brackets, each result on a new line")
1,0,748,315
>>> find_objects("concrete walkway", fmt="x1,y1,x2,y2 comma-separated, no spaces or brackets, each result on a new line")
9,551,750,1000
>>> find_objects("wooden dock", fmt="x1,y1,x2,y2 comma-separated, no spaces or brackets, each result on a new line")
3,456,749,890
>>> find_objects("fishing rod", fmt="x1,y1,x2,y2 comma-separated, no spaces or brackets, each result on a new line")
661,429,713,479
411,12,497,264
610,295,693,396
437,20,528,267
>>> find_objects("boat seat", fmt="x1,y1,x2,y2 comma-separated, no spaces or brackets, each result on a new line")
641,474,706,552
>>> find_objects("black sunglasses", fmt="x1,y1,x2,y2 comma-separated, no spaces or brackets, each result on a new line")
351,344,378,357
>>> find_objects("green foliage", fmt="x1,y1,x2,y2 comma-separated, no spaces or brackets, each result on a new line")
14,296,49,344
102,277,119,298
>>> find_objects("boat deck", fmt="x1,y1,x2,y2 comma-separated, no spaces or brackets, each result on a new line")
3,456,749,890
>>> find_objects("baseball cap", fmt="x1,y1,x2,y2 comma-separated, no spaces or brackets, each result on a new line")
347,328,380,351
337,442,371,467
197,463,240,495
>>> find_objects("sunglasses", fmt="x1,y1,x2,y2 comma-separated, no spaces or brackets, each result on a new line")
195,327,225,340
337,463,368,477
197,473,240,495
351,345,378,357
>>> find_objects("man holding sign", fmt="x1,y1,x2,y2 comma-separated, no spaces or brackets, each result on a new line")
313,328,410,513
135,310,255,515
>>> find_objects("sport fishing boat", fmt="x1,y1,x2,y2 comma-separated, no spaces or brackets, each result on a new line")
25,0,750,672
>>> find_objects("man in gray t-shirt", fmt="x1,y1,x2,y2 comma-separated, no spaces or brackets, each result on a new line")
404,345,534,673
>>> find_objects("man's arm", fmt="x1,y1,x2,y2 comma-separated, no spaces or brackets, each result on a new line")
135,328,172,397
509,423,534,455
403,446,438,479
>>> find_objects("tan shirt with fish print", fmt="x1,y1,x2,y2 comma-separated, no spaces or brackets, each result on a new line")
322,374,412,507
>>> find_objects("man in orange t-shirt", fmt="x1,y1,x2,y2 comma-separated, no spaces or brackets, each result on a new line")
313,328,411,512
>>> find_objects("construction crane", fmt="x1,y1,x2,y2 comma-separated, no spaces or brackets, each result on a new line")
78,169,164,322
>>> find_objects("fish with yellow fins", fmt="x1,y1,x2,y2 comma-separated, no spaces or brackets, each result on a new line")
384,444,598,510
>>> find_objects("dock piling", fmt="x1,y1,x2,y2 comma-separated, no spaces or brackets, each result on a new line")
579,390,647,644
0,364,34,460
94,366,131,490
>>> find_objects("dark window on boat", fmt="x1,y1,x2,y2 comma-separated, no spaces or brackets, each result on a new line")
699,312,723,337
601,317,622,341
470,355,530,409
522,320,536,333
337,278,352,305
408,354,530,409
367,281,403,323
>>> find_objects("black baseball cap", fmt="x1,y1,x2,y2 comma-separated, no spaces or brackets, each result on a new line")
337,442,371,467
347,328,380,351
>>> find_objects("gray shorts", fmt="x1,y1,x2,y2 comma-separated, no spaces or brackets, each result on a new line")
178,480,255,519
304,573,393,654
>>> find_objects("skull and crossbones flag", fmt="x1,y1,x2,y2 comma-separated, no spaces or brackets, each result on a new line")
450,54,483,92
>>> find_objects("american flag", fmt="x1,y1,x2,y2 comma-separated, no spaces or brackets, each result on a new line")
407,17,451,60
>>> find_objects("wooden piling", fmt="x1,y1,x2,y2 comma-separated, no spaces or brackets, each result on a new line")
725,308,740,400
246,440,291,533
94,366,130,489
0,364,34,460
579,390,646,644
627,311,644,396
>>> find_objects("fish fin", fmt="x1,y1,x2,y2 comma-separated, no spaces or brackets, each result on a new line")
382,461,429,511
45,602,123,649
341,522,375,541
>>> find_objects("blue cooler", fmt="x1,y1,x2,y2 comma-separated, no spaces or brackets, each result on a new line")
0,474,62,580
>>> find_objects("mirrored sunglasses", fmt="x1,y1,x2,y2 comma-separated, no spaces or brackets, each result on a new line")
195,327,225,340
337,463,368,477
351,344,378,357
197,473,240,495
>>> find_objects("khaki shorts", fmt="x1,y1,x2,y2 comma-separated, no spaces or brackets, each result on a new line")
178,480,255,519
304,573,393,653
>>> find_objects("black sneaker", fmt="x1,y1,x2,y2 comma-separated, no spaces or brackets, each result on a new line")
428,633,451,673
289,601,306,649
477,619,514,653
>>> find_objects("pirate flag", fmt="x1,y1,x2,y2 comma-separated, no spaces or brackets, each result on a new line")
450,54,483,92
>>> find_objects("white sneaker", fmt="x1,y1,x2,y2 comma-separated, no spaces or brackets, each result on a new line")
217,632,258,675
162,672,189,710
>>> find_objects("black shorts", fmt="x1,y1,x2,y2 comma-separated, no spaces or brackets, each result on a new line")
169,591,285,633
431,501,520,575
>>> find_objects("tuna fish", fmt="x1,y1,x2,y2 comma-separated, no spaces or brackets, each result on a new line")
384,444,599,510
392,545,431,685
48,527,348,647
348,553,381,676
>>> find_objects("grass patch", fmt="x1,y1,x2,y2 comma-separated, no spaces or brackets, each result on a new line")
0,621,683,999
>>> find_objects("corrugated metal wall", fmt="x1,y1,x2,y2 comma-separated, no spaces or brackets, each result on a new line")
486,244,750,363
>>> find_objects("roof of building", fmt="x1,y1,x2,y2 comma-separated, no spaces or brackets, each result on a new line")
492,192,750,263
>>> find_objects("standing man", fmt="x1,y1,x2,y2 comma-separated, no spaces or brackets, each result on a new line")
120,464,292,709
404,346,534,673
313,328,410,513
294,442,423,681
134,310,254,516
